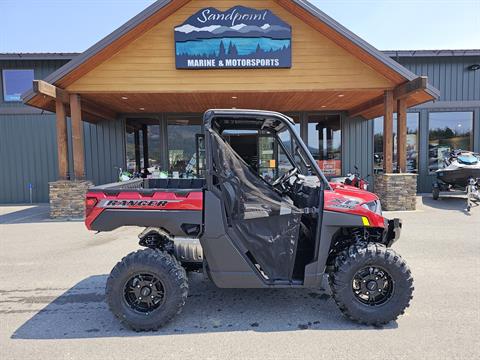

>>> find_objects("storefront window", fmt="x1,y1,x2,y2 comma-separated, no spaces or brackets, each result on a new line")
125,120,161,174
2,69,34,102
428,112,473,172
374,113,419,173
307,114,341,177
167,116,202,178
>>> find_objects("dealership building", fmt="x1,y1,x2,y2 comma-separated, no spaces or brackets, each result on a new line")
0,0,479,215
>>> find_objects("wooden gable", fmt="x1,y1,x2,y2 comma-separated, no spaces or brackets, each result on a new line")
66,0,394,94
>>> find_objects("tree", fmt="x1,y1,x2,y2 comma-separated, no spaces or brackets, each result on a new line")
218,41,226,59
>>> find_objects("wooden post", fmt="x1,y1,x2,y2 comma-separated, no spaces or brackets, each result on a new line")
383,90,394,173
134,130,141,173
142,125,150,172
397,98,407,173
70,94,85,180
55,99,69,180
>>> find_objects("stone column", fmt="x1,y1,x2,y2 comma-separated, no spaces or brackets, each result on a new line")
374,174,418,211
49,180,94,219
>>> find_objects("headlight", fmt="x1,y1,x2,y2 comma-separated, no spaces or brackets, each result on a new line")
362,200,382,215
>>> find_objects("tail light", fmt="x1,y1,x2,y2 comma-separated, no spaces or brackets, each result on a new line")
85,197,98,217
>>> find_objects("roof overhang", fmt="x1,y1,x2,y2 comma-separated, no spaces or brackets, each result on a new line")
23,0,440,120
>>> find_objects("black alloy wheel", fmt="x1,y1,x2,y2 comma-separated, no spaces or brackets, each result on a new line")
123,273,166,314
330,243,414,326
352,266,394,306
106,249,188,331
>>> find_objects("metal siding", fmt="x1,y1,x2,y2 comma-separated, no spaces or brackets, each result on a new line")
0,114,126,203
342,115,374,189
397,56,480,102
83,119,126,185
0,114,58,203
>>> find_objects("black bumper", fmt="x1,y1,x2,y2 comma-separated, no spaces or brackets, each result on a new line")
385,218,402,246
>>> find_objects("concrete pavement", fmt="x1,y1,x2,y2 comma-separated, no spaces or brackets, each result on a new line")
0,196,479,359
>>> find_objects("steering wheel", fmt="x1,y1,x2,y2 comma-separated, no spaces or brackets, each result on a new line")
272,167,299,191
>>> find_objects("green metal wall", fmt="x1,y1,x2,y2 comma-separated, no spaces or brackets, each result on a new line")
0,114,126,203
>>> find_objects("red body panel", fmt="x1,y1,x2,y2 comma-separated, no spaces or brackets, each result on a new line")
325,183,386,228
85,190,203,230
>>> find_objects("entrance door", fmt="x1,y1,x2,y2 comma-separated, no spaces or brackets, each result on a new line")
307,114,342,178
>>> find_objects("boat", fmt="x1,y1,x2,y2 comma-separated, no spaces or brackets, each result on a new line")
435,150,480,188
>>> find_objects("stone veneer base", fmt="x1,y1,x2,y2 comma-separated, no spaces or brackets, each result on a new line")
49,180,94,219
374,174,418,211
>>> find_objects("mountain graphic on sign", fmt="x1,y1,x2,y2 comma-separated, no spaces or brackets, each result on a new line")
175,23,291,41
174,6,292,42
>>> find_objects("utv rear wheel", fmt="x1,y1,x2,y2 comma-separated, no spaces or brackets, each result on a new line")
106,249,188,331
329,243,413,326
432,187,440,200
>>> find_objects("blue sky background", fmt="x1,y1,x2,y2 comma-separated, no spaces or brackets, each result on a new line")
0,0,478,52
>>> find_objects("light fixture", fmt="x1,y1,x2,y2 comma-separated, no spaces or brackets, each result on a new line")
468,64,480,71
121,96,128,100
232,96,238,99
338,94,345,98
139,107,145,111
321,105,327,108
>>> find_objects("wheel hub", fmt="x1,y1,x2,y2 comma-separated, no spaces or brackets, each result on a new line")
124,273,165,314
352,266,393,306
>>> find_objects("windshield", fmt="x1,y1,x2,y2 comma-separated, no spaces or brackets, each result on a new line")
278,127,310,175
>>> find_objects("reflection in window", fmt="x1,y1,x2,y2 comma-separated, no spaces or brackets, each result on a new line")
168,117,202,178
428,112,473,172
125,121,161,175
258,136,276,183
308,115,341,177
374,113,419,173
2,69,34,102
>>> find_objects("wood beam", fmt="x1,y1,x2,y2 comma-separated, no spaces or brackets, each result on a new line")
70,94,85,180
397,98,408,173
33,80,70,103
82,99,117,121
393,77,427,100
33,80,117,121
349,77,428,119
348,95,385,118
55,99,69,180
383,90,394,173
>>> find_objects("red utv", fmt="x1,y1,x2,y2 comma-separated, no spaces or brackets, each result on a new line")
85,109,412,331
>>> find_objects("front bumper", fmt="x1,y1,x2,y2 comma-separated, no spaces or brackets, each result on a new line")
385,218,402,246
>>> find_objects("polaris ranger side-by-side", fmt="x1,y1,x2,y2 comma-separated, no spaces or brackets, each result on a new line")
85,110,412,331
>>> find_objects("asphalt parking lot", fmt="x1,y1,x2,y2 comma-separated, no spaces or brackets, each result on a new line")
0,196,479,360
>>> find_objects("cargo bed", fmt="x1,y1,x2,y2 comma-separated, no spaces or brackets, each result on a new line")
85,178,205,235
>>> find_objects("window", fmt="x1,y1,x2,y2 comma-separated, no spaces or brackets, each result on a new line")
374,113,419,173
2,69,34,102
308,114,342,177
167,116,202,178
125,120,161,174
428,112,474,172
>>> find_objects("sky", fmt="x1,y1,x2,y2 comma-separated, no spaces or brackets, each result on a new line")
0,0,479,53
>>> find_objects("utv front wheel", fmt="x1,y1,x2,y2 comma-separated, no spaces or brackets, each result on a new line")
106,249,188,331
330,243,413,326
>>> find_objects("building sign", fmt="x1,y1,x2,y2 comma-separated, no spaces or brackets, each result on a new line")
174,6,292,69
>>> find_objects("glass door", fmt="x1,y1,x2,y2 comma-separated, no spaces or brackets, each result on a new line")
307,114,342,178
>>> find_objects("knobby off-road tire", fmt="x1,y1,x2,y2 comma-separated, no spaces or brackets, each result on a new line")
329,243,414,326
106,249,188,331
